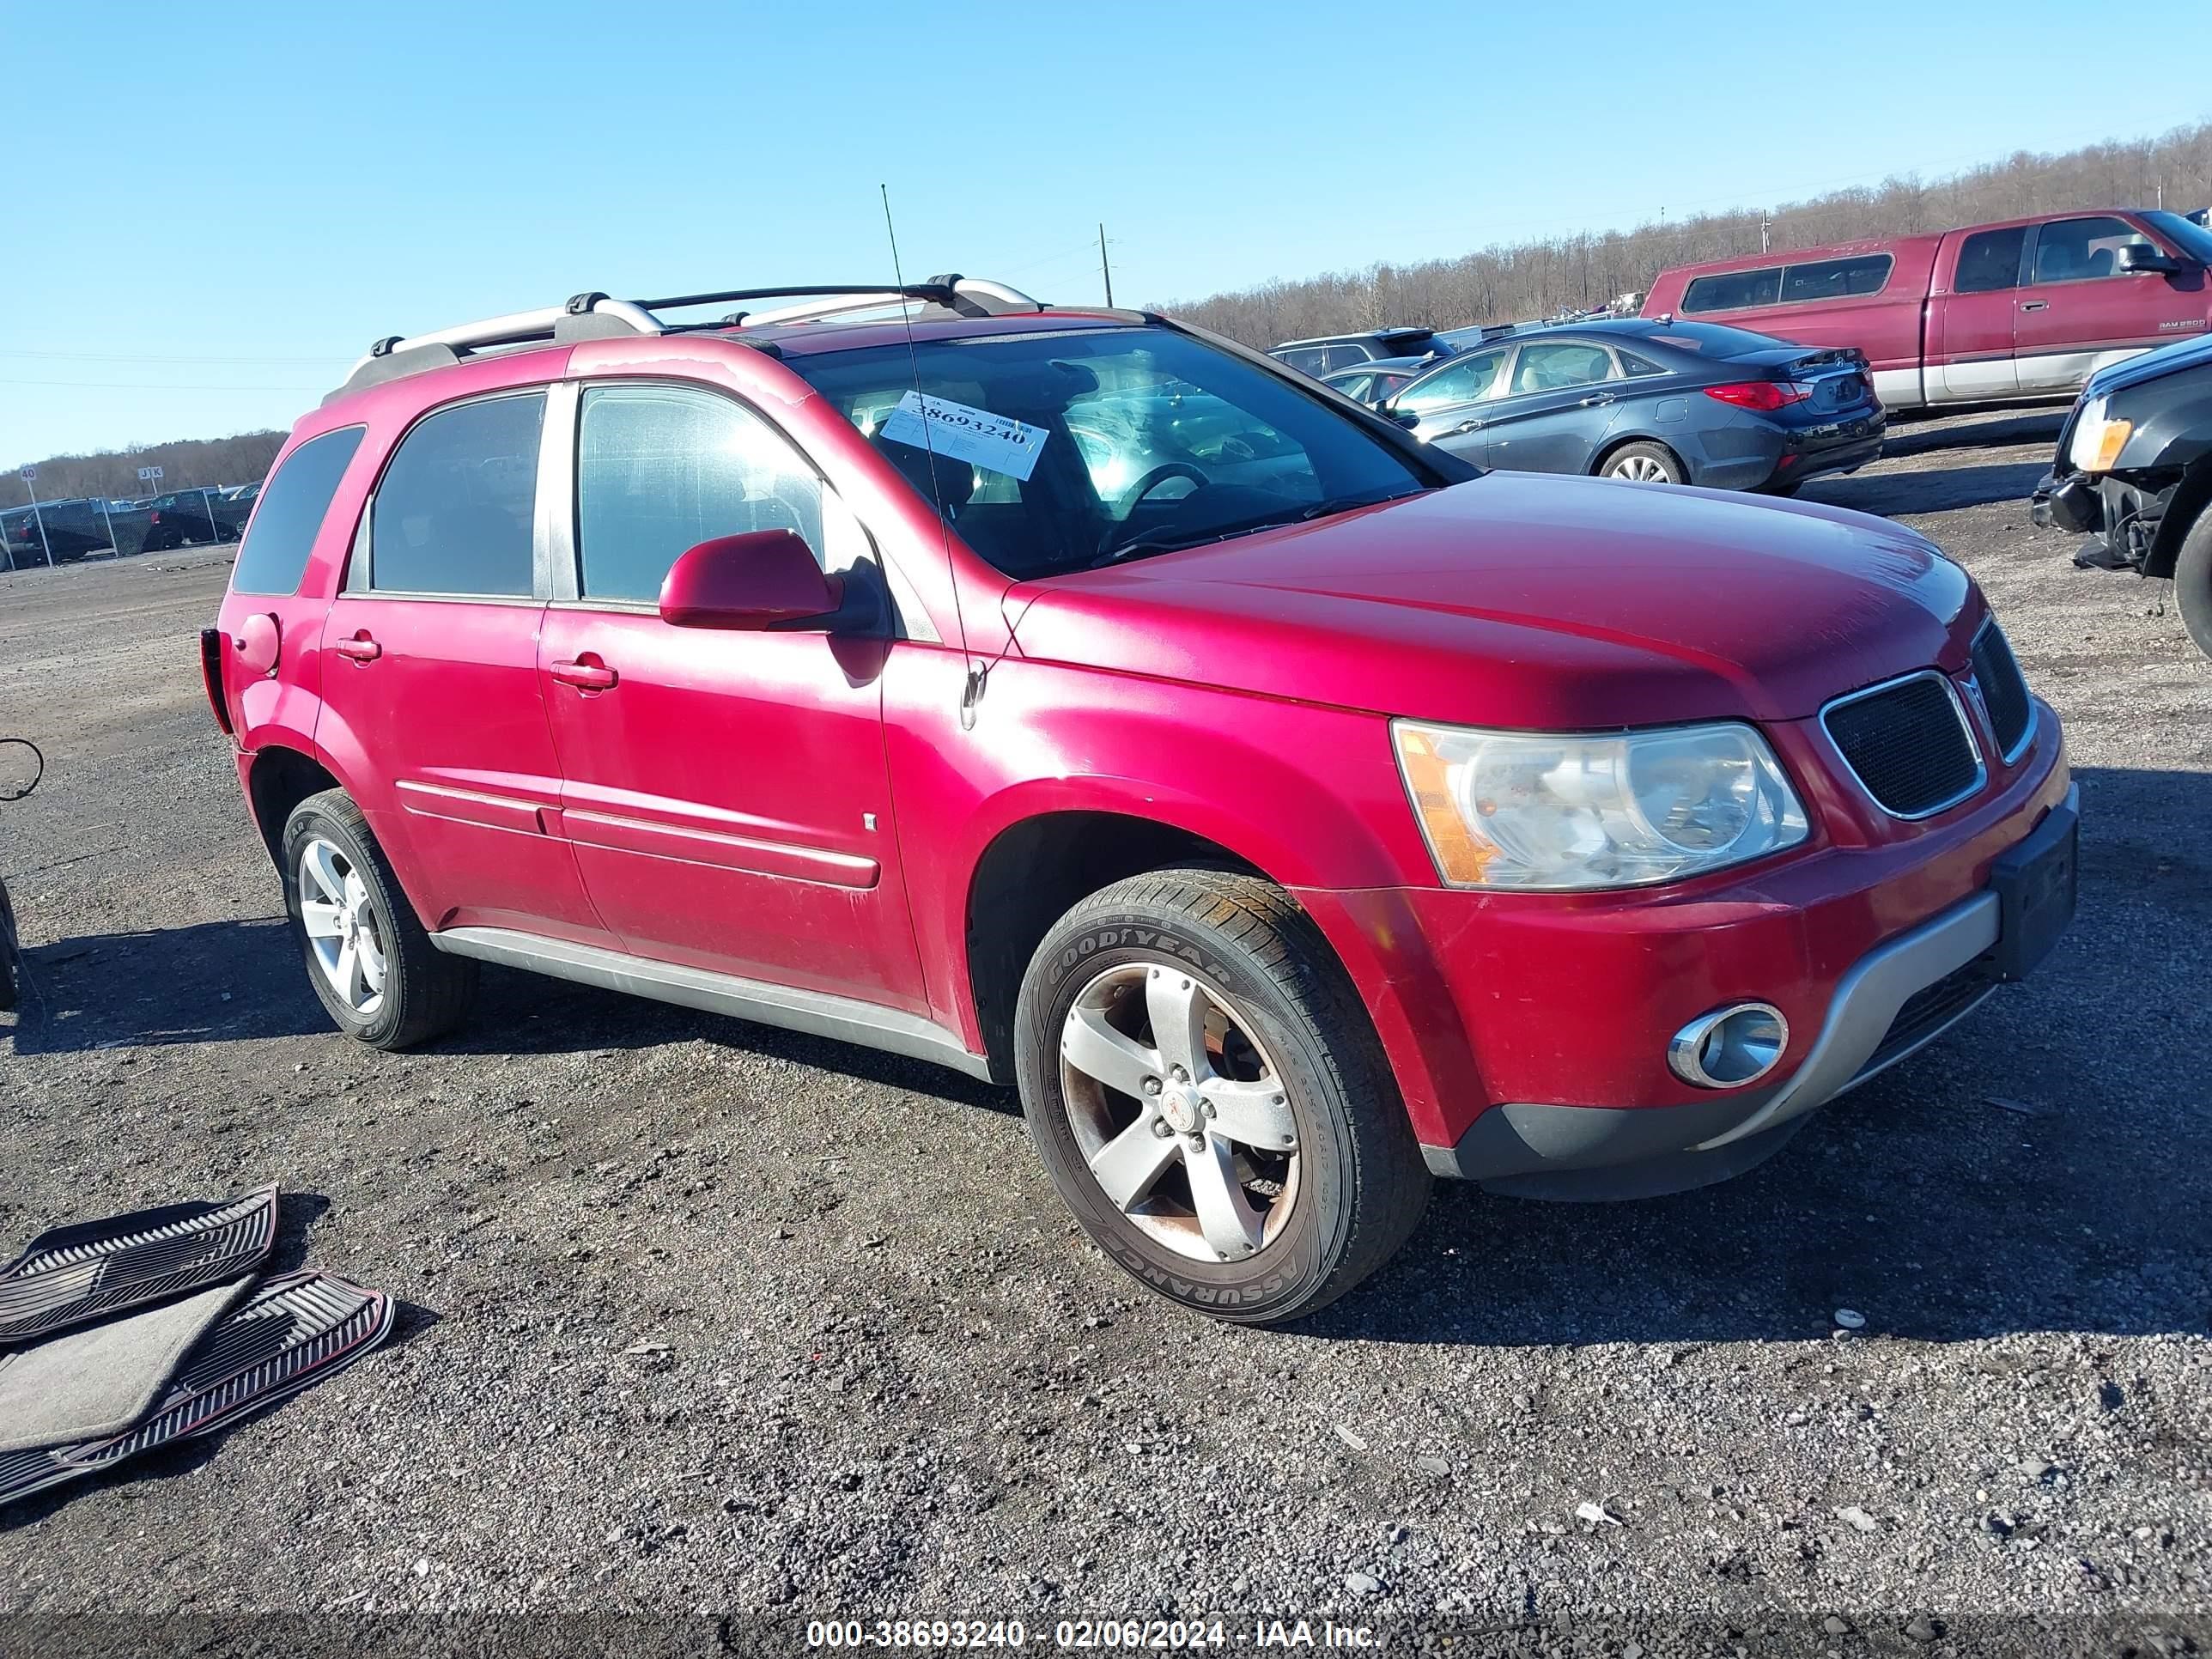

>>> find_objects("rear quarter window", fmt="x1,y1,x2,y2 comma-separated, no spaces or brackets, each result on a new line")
229,426,366,597
1682,266,1782,313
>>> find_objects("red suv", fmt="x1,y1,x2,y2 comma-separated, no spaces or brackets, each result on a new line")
205,277,2078,1323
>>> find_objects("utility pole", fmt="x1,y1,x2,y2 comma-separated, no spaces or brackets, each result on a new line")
1098,223,1114,307
1760,209,1771,254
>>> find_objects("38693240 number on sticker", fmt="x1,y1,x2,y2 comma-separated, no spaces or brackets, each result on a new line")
878,390,1050,481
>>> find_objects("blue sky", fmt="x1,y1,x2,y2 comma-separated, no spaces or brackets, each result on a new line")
5,0,2209,463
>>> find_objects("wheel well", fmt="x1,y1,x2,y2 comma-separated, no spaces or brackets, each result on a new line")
965,812,1265,1081
2146,453,2212,580
1590,434,1679,476
246,746,339,868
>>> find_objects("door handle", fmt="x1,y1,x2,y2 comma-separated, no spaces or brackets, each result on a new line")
1454,419,1485,434
2020,301,2051,312
333,633,380,663
550,658,618,692
1579,392,1618,407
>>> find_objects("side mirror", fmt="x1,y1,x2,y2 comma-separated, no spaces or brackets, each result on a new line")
1379,404,1421,428
2118,243,2184,276
659,529,841,631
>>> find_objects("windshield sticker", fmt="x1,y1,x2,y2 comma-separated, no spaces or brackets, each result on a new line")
879,390,1048,481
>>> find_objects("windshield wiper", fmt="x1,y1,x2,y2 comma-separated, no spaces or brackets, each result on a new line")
1087,487,1430,570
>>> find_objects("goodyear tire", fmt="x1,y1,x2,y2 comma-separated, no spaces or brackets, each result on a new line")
1014,868,1431,1325
282,789,475,1049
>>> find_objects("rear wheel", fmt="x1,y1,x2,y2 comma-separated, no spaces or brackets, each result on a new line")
282,789,475,1049
1013,868,1431,1325
2174,506,2212,661
1600,441,1685,485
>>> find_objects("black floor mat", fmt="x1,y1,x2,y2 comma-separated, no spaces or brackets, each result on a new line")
0,1185,279,1345
0,1269,393,1507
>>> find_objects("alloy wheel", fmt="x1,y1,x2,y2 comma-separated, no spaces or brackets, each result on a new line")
1610,453,1673,483
297,836,388,1017
1058,962,1300,1264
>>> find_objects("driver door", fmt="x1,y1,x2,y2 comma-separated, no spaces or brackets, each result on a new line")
1475,340,1623,474
1393,348,1509,461
535,379,929,1012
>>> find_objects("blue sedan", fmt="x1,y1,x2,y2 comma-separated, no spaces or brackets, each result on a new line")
1382,318,1884,493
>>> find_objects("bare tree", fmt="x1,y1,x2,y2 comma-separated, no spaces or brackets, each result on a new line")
1158,122,2212,346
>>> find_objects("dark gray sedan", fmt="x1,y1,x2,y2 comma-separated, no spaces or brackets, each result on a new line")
1382,318,1884,492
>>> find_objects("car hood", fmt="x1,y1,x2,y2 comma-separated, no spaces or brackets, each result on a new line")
1006,475,1978,727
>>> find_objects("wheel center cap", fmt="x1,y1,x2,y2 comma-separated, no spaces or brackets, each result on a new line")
1158,1080,1203,1134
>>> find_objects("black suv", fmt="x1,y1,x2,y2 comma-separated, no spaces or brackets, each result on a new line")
1267,327,1450,376
2035,332,2212,659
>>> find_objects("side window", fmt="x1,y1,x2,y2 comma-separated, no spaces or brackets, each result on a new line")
1509,341,1614,394
1682,267,1782,313
1620,349,1668,378
370,392,544,597
2033,216,2154,283
1398,347,1507,413
231,426,365,596
1954,228,2027,293
576,383,863,604
1329,373,1373,402
1275,348,1327,374
1779,254,1892,302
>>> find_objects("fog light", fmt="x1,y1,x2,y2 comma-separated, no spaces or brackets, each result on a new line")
1668,1002,1789,1089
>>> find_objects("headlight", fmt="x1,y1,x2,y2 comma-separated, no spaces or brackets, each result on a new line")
1393,720,1809,890
2068,395,2132,473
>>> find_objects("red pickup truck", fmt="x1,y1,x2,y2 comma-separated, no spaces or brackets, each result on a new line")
1644,210,2212,410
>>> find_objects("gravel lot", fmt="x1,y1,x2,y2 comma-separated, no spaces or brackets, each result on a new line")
2,409,2207,1656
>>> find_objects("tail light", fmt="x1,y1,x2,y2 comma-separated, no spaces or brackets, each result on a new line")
149,509,162,524
198,627,236,737
1705,380,1814,412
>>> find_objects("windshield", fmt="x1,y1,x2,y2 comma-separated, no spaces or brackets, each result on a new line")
793,325,1437,578
2145,210,2212,266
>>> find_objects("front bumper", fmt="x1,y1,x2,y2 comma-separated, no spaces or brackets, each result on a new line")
1420,784,2078,1198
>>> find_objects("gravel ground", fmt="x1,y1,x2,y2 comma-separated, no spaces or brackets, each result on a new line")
1,410,2207,1656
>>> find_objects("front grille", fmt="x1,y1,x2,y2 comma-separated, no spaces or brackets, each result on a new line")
1822,673,1984,818
1970,621,2033,760
1856,961,1995,1081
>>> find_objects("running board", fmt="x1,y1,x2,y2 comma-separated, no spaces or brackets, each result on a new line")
0,1270,393,1508
0,1186,279,1345
429,926,994,1081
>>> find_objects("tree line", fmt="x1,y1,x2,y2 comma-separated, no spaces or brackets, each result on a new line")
1,429,286,511
1158,123,2212,347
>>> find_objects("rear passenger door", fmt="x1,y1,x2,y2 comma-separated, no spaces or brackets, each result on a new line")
1476,340,1622,475
316,387,609,945
535,380,928,1012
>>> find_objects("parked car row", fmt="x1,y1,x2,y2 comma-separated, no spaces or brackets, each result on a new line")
1266,205,2210,502
0,482,260,566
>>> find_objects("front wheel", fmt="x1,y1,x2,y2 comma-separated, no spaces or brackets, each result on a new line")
1013,868,1431,1325
2174,505,2212,660
282,789,476,1049
1600,441,1686,485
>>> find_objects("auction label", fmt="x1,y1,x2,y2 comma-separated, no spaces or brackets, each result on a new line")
805,1617,1376,1649
878,391,1049,481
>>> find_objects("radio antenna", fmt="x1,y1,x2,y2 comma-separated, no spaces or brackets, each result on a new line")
881,184,983,729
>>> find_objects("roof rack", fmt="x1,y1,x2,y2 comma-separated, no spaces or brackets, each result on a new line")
328,276,1043,402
